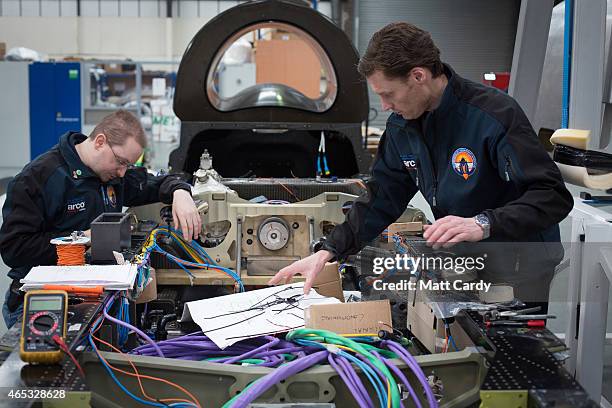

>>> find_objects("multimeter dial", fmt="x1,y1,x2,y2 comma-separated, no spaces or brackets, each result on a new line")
28,311,60,336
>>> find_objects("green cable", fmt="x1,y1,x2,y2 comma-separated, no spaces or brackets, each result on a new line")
204,357,267,365
287,329,402,408
221,379,259,408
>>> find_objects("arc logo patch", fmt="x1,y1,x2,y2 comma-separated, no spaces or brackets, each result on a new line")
451,148,477,180
67,197,86,214
400,155,418,171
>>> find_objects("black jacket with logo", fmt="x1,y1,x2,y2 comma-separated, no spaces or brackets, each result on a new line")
324,64,573,260
0,132,191,279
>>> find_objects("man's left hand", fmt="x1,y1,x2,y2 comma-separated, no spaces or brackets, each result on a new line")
422,215,484,249
172,189,202,242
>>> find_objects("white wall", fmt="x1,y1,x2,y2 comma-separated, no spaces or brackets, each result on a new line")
0,1,332,60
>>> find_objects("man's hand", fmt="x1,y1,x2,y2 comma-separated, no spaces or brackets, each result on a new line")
422,215,484,249
171,189,202,242
268,250,334,294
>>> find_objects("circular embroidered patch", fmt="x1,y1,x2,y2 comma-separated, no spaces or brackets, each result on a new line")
451,148,477,180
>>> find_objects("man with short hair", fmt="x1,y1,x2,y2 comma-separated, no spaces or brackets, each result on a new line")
0,110,201,328
271,22,573,303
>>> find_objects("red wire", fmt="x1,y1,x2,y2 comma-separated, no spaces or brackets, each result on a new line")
52,335,86,378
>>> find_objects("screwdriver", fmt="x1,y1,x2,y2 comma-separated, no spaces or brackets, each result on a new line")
486,320,545,328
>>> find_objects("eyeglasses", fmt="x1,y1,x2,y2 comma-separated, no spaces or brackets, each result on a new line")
107,143,136,169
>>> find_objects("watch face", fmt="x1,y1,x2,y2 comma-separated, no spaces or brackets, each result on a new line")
476,215,489,226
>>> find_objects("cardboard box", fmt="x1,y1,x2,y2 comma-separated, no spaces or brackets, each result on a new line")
0,43,6,60
305,299,392,335
255,39,321,99
311,262,343,302
406,287,472,353
102,63,122,74
134,268,157,304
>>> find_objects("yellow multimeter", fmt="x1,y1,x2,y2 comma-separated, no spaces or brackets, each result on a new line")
20,290,69,364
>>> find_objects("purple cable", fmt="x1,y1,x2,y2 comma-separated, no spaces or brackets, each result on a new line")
229,350,329,408
384,342,438,408
257,347,304,357
258,354,283,367
335,356,374,408
103,296,165,358
331,354,374,408
222,336,279,364
131,337,309,368
372,350,422,408
327,354,371,408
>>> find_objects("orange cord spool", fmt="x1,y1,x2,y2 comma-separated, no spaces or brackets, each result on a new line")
51,232,89,266
55,244,87,266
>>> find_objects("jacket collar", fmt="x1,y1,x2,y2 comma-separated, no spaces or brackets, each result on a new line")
59,132,99,180
431,63,458,117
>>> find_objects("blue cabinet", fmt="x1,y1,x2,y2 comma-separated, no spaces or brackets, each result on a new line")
29,62,81,160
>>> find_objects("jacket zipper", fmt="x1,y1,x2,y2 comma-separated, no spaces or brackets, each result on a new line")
419,115,438,207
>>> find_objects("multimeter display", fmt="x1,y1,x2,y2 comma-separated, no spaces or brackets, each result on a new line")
29,297,63,311
20,290,68,364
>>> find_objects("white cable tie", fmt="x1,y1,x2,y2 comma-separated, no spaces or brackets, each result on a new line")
326,344,341,354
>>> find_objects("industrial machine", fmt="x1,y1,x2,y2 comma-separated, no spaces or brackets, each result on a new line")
169,0,371,179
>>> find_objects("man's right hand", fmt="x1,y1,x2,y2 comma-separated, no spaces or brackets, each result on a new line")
268,250,334,294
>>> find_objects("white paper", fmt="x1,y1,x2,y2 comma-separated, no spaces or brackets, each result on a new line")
180,283,341,349
20,264,138,291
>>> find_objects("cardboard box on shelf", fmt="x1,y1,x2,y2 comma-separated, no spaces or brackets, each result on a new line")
305,299,392,335
102,63,122,74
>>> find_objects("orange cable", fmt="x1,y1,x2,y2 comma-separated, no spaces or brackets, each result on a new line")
56,244,87,266
90,316,201,407
274,180,300,202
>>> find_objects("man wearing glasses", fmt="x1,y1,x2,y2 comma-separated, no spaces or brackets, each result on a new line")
0,110,201,328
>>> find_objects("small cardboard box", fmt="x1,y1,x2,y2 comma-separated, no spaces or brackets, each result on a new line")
0,43,6,59
406,287,471,353
311,261,343,302
305,299,392,335
135,268,157,304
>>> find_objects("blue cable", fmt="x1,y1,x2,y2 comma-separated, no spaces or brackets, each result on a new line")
88,334,166,407
295,339,387,408
449,335,458,351
562,0,573,128
338,350,388,408
146,227,245,290
89,296,201,408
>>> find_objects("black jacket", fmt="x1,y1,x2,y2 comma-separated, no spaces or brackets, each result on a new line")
325,64,573,260
0,132,191,279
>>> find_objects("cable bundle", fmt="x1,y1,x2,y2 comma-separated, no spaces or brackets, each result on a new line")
131,333,310,366
136,226,243,291
88,293,200,407
128,328,439,408
88,294,439,408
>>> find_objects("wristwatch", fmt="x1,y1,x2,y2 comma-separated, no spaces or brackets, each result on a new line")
474,213,491,240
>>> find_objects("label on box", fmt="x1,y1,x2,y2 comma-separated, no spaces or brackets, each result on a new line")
305,300,392,335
